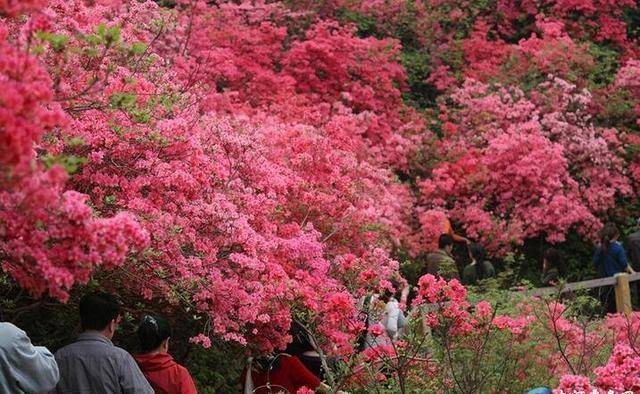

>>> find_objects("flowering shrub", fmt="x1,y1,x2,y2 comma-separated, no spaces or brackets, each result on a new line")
3,0,640,391
419,77,630,252
1,0,422,354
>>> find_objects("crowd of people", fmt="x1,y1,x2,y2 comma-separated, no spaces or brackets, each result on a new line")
0,292,196,394
423,233,497,285
2,220,640,393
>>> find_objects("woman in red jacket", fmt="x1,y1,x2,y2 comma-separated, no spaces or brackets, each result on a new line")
242,353,322,394
134,315,198,394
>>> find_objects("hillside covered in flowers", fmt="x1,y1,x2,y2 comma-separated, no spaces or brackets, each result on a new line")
2,0,640,392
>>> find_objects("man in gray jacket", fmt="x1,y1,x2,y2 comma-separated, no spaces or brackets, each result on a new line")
0,322,59,393
53,292,153,394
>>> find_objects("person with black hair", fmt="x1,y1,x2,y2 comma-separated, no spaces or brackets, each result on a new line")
541,248,563,286
134,315,197,394
285,322,324,379
462,242,495,285
424,234,459,279
594,223,635,277
362,281,407,349
594,223,635,313
53,292,153,394
0,322,59,393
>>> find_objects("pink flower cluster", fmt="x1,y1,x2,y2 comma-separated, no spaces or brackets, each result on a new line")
0,0,424,353
419,78,629,252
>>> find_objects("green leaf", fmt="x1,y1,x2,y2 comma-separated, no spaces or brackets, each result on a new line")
130,42,147,55
65,137,85,147
109,92,137,110
30,44,45,55
95,24,107,37
41,154,88,175
83,33,103,46
105,26,121,45
36,32,69,52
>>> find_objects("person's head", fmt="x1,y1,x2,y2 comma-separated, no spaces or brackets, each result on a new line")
138,315,171,354
468,242,486,263
468,242,487,280
79,292,122,338
599,222,620,251
438,233,454,253
285,321,316,356
379,278,402,303
542,248,561,271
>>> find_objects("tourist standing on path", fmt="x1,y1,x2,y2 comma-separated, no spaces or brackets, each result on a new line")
425,234,459,279
53,292,153,394
0,322,59,393
594,223,635,277
134,315,197,394
462,242,495,285
363,284,407,349
593,223,635,313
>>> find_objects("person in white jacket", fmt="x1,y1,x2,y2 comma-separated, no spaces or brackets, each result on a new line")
363,285,407,348
382,295,405,341
0,322,59,393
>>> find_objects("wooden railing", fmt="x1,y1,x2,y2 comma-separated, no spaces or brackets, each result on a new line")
423,272,640,313
526,272,640,313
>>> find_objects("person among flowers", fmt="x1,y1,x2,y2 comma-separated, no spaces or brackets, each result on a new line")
53,292,153,394
462,242,496,285
134,315,197,394
241,352,329,394
594,223,635,277
285,322,324,380
425,234,460,280
594,222,636,313
363,281,407,348
442,216,470,245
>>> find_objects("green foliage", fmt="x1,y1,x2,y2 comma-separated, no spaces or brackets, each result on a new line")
400,257,423,287
337,8,380,39
95,24,122,46
625,6,640,40
42,154,88,175
184,342,245,393
109,92,152,123
129,42,147,56
65,137,86,147
401,50,438,109
587,44,620,88
35,32,70,52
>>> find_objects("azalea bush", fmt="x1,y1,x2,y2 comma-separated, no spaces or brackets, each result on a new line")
1,0,421,354
323,276,640,393
3,0,640,391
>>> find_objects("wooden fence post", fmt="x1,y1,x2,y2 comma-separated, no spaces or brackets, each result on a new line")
614,273,632,314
